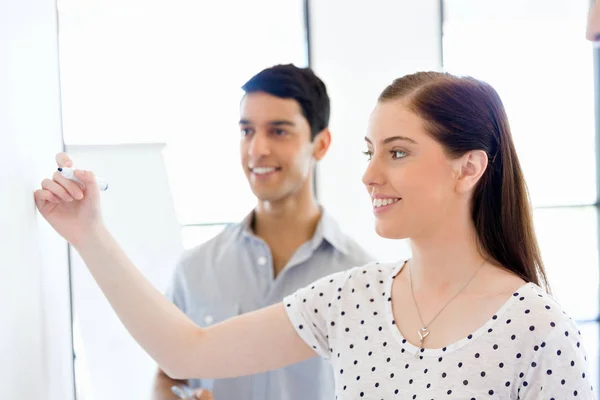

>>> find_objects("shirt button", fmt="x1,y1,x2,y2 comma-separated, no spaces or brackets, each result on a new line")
204,315,214,325
257,256,267,265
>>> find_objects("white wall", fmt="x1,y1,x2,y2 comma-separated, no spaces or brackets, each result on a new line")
0,0,74,398
311,0,442,261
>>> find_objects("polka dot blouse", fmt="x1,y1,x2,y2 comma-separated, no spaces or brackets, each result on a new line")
283,261,594,399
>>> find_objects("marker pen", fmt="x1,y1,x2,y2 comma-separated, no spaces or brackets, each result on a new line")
57,167,108,191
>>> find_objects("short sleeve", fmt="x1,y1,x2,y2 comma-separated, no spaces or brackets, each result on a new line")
165,260,189,313
283,268,355,360
520,320,595,399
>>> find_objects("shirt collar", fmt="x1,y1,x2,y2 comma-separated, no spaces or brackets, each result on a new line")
310,208,349,255
235,207,349,255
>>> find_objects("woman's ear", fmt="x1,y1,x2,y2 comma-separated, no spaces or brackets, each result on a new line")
455,150,488,193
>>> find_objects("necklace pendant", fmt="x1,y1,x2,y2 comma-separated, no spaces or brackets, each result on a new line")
415,327,429,359
417,327,430,345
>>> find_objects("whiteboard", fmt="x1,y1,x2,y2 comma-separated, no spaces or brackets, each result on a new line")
66,143,184,400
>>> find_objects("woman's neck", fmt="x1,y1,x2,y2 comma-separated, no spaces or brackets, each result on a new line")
408,214,489,294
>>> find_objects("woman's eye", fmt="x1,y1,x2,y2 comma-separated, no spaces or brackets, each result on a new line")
391,150,407,159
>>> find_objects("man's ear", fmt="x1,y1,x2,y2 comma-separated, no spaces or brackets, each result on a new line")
312,128,332,161
454,150,488,193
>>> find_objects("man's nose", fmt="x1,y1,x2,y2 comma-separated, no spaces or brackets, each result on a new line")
248,131,270,157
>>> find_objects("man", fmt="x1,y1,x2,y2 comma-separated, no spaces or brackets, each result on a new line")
151,64,373,400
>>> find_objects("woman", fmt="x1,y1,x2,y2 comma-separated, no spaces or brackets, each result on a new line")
35,71,593,398
588,0,599,43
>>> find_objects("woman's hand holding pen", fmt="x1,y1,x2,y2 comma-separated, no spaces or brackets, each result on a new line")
34,152,104,248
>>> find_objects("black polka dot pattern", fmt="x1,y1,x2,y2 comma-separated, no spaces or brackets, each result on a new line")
284,261,594,399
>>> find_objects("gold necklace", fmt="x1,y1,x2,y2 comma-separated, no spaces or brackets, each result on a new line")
408,258,486,358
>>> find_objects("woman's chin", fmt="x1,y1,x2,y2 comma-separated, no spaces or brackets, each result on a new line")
374,222,409,240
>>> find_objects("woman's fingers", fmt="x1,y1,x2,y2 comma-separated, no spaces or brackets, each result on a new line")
34,189,61,205
41,178,74,202
53,170,84,199
56,152,73,168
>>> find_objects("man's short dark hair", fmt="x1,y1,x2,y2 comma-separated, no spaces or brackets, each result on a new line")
241,64,330,140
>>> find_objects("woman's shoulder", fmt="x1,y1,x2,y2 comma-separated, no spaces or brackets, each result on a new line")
339,260,404,284
300,260,403,299
348,260,403,274
512,282,583,338
482,266,576,331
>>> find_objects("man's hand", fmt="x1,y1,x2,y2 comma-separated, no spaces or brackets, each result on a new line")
191,388,214,400
169,382,214,400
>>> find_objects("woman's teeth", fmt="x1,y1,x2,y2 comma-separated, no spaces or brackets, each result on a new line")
372,198,400,207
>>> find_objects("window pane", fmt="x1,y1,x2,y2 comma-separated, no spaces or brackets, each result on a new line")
181,224,227,250
443,0,596,207
58,0,307,224
534,207,599,321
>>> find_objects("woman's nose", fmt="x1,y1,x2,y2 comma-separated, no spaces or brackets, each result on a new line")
587,1,600,42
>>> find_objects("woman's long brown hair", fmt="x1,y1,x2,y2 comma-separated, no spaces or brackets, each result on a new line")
379,72,550,292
